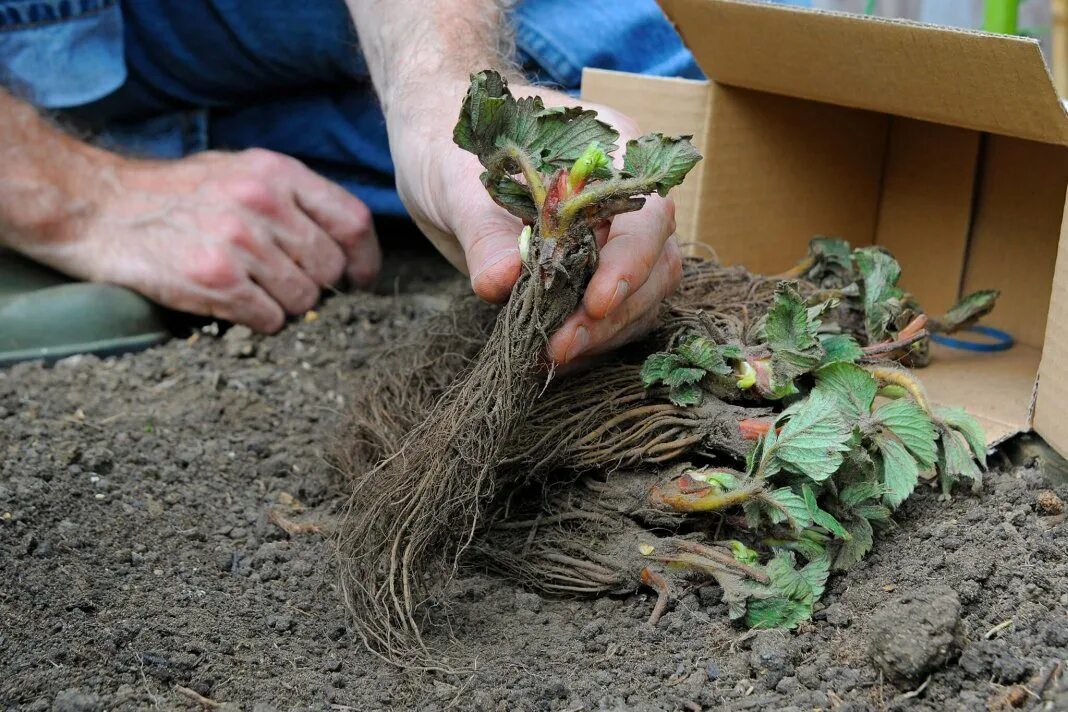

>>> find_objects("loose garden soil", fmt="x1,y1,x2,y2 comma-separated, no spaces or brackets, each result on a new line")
2,244,1066,711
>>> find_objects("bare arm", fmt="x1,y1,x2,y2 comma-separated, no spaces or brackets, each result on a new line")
345,0,683,364
0,88,379,332
0,90,108,255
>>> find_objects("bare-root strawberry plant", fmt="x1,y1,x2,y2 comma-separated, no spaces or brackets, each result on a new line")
337,71,996,666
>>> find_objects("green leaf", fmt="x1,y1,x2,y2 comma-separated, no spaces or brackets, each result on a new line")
936,289,999,334
690,469,741,491
729,540,760,565
854,247,905,342
939,425,982,483
833,516,874,570
768,391,852,481
669,383,702,407
765,283,820,359
802,484,850,540
878,437,920,508
569,141,614,190
936,406,987,467
480,173,538,222
819,334,864,365
677,335,733,375
663,366,706,387
766,551,811,601
454,70,620,175
765,487,813,530
621,133,703,197
799,556,830,600
787,529,829,562
518,104,621,172
874,398,938,468
640,353,680,386
746,596,812,629
855,504,892,521
839,481,884,507
454,70,514,163
813,362,878,421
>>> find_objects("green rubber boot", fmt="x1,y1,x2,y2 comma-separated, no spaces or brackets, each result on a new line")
0,249,170,366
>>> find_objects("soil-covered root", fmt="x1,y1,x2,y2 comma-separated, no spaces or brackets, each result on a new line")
336,246,592,664
509,366,767,475
473,473,771,624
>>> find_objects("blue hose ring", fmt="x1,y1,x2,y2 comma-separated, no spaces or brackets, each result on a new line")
929,325,1014,352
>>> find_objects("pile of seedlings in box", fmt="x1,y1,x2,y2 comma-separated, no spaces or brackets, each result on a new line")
335,71,999,664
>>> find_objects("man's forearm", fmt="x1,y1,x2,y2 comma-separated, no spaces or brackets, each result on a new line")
0,89,112,251
345,0,519,121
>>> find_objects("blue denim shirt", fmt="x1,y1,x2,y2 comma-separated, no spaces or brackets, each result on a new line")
0,1,125,107
0,0,703,216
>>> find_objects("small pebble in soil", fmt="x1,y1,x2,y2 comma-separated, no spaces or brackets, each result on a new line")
1036,489,1065,515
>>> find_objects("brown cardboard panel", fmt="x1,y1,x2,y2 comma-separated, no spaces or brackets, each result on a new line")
922,343,1042,445
961,137,1068,348
874,118,980,315
581,69,711,244
696,85,887,272
659,0,1068,147
1033,185,1068,456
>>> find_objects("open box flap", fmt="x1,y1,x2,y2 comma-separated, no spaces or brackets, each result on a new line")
1033,185,1068,456
659,0,1068,147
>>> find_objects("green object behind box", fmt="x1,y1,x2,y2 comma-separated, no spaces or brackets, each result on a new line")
0,249,170,366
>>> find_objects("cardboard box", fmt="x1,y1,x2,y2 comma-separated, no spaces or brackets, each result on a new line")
582,0,1068,455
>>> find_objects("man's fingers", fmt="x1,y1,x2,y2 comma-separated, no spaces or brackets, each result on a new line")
548,236,683,365
584,195,676,320
235,221,321,316
246,150,382,288
272,207,347,287
212,283,287,334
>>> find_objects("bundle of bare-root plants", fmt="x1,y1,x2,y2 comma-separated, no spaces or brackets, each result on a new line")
334,71,1000,666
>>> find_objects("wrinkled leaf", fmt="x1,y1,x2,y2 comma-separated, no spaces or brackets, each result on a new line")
939,425,983,483
936,406,987,467
640,353,680,386
839,480,884,507
677,335,733,376
765,283,822,375
819,334,864,365
746,596,812,629
768,391,852,481
663,366,706,388
668,383,702,407
833,516,874,570
765,487,813,530
878,437,920,508
935,289,999,334
802,484,850,540
874,398,938,468
854,247,905,341
481,173,538,222
621,133,703,197
813,362,877,421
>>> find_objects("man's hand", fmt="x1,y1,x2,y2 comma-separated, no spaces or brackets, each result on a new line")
0,91,380,334
389,81,683,366
346,0,682,365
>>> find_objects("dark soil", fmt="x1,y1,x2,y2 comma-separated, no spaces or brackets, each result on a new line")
2,247,1066,712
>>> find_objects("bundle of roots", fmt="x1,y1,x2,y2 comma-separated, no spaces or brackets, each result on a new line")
335,257,817,658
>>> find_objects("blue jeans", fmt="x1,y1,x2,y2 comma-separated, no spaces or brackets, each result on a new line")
0,0,701,217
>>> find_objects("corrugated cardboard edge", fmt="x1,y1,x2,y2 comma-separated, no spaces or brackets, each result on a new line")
659,0,1068,147
1032,184,1068,455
